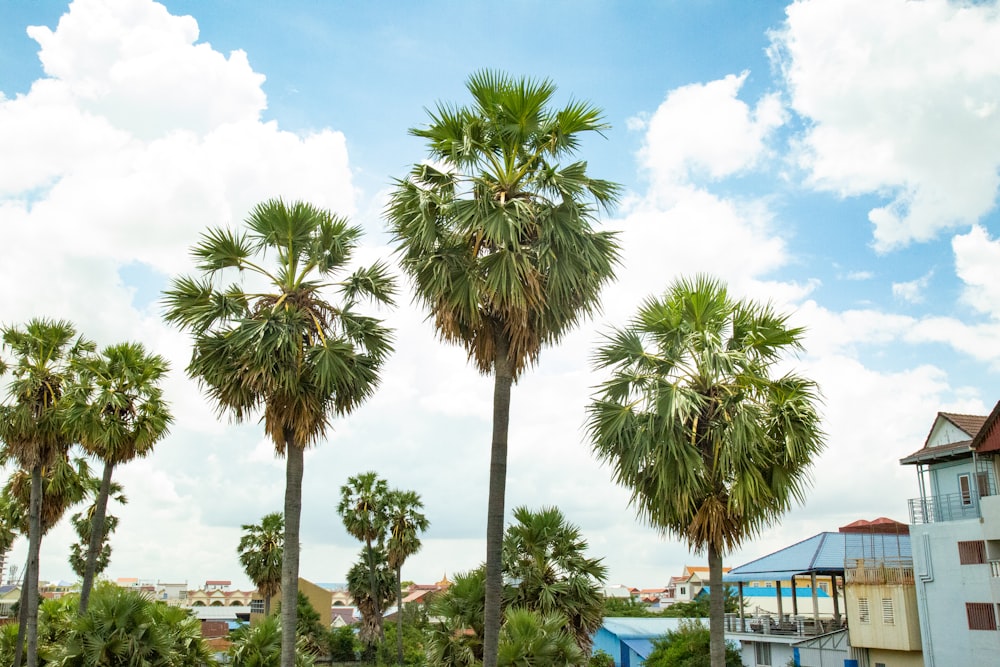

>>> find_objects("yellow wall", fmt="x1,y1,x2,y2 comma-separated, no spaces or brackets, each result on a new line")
867,647,924,667
845,583,921,651
251,577,333,628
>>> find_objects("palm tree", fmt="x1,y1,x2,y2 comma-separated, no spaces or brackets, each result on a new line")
385,489,429,665
338,472,389,642
164,198,395,667
68,341,172,613
586,275,826,667
501,506,606,654
345,546,396,653
386,70,621,667
0,318,92,667
238,512,284,617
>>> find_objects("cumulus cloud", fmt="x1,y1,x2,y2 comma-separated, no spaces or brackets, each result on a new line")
636,72,785,186
772,0,1000,250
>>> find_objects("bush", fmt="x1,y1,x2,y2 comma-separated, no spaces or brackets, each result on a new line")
589,649,615,666
645,619,742,667
327,625,358,662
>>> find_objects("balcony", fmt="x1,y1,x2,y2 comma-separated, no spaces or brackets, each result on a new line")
908,492,983,524
724,612,845,638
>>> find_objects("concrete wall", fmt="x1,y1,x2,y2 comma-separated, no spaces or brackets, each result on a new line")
911,521,1000,666
867,647,924,667
845,582,920,651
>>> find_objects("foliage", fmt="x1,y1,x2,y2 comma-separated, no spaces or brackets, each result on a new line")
501,506,606,653
602,596,656,618
164,198,395,667
385,488,429,665
587,275,825,666
375,608,428,666
588,649,615,667
67,478,126,579
427,507,604,666
387,69,621,667
296,591,326,655
326,625,358,662
229,615,316,667
495,608,584,667
644,620,742,667
57,585,212,666
238,512,284,617
346,546,396,653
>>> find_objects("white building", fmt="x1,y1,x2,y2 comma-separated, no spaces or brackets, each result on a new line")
901,407,1000,666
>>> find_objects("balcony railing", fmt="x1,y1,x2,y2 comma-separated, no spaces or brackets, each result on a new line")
990,560,1000,578
724,612,845,638
845,559,915,585
908,492,983,524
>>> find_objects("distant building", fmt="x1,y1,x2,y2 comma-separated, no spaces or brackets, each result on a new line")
901,405,1000,665
250,578,333,628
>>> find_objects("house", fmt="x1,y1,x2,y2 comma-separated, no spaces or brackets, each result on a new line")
724,526,911,667
0,584,20,617
592,617,694,666
250,577,333,628
187,586,255,607
900,405,1000,665
154,581,188,606
663,565,731,606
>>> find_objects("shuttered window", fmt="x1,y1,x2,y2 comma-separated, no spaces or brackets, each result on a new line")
967,602,997,630
959,540,987,565
858,597,870,624
881,598,894,625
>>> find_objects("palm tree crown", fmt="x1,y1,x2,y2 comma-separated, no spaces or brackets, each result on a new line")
164,198,395,667
586,274,825,667
238,512,284,617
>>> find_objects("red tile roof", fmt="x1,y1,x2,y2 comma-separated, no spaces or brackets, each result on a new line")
973,401,1000,454
940,412,988,437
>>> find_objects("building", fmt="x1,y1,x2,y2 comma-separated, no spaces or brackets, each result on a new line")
900,406,1000,665
250,577,333,628
593,617,694,666
724,526,911,667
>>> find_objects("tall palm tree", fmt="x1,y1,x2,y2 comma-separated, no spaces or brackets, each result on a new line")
586,275,826,667
501,506,606,654
338,472,389,642
0,318,92,667
238,512,284,617
68,341,172,613
164,198,395,667
386,70,621,667
385,489,429,665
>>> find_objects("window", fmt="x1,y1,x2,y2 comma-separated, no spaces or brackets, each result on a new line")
967,602,998,630
875,663,886,667
959,540,987,565
881,598,894,625
858,597,870,624
979,471,992,497
960,473,974,505
819,582,829,594
679,587,686,595
754,642,772,666
250,599,265,614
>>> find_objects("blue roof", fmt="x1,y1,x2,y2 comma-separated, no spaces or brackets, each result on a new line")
699,585,829,599
621,638,655,659
724,532,911,582
601,617,690,639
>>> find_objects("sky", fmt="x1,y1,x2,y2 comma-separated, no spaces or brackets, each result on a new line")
1,0,1000,592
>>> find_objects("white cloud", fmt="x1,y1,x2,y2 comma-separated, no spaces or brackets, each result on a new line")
954,224,1000,319
772,0,1000,250
637,72,786,186
892,271,933,304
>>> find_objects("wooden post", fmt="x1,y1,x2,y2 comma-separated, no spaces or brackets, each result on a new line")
738,581,745,632
811,573,820,629
831,575,841,624
792,576,799,616
775,580,783,621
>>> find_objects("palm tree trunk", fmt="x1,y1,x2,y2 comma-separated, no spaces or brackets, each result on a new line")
13,565,28,667
24,464,43,667
396,563,404,665
280,432,303,667
364,539,384,643
79,460,114,614
708,542,725,667
482,334,513,667
264,593,270,618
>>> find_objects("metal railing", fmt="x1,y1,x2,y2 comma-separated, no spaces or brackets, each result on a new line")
724,612,845,638
990,560,1000,578
908,492,983,524
844,559,915,585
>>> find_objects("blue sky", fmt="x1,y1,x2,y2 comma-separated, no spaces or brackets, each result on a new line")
2,0,1000,590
